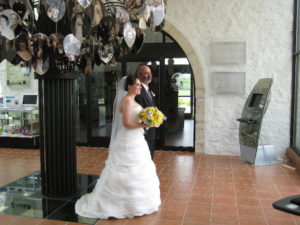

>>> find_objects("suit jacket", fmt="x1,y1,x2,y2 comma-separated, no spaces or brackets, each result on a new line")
135,85,156,141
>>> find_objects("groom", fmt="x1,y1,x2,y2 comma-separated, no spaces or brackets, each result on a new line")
135,64,156,159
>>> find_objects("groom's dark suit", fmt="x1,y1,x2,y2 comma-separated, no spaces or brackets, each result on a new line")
135,85,156,159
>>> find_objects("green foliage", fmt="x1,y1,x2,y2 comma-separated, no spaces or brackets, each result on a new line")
178,97,191,107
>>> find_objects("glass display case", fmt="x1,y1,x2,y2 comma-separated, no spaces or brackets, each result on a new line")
0,107,39,148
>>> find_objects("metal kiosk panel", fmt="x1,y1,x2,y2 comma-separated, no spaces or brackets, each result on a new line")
237,78,274,164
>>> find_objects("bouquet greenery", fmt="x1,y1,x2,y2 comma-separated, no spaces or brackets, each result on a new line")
138,106,166,128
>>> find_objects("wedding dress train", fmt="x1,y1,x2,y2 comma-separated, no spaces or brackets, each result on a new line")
75,105,161,219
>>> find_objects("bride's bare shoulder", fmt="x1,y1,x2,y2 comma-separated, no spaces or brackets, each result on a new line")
121,96,132,104
120,96,134,110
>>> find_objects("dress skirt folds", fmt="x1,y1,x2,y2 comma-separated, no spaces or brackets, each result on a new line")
75,106,161,219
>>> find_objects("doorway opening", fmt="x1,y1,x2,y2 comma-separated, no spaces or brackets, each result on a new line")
75,32,195,151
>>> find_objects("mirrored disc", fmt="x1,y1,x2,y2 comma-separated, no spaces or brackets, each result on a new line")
123,22,136,48
42,0,66,23
116,7,129,24
100,43,114,64
77,0,92,9
142,4,150,22
132,29,144,54
35,57,49,75
0,10,18,40
139,18,147,30
71,13,91,42
63,34,81,61
150,1,165,26
15,33,32,62
10,0,34,20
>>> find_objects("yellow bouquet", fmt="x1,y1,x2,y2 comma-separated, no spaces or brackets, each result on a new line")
138,106,166,128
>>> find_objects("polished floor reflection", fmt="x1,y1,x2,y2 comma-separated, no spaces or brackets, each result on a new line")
1,147,300,224
0,171,99,224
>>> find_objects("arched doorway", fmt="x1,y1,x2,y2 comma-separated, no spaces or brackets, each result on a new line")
163,21,206,153
75,29,197,152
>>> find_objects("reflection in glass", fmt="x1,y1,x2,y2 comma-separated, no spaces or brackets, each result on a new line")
76,74,88,144
0,171,98,224
90,65,122,145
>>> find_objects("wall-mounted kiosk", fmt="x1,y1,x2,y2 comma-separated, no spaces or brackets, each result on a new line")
237,78,278,165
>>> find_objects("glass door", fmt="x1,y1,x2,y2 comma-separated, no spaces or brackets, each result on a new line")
76,73,88,145
76,64,123,147
125,58,195,151
89,65,122,147
75,60,194,151
163,61,194,150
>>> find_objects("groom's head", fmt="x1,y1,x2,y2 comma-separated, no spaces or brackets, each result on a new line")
136,64,152,86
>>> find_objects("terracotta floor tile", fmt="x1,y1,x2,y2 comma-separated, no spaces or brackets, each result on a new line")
96,219,129,225
126,216,155,225
276,184,300,193
211,214,238,225
213,191,235,198
260,199,277,209
1,148,300,225
279,192,300,198
39,219,69,224
266,217,296,225
236,197,261,207
255,183,276,192
234,178,253,185
212,204,237,216
293,215,300,225
213,189,235,197
257,191,281,200
0,214,19,224
153,220,182,225
263,207,294,219
183,210,211,224
157,209,185,221
187,203,211,213
239,216,268,225
237,205,264,217
213,195,237,206
10,216,44,225
162,199,188,210
214,177,234,184
235,190,258,199
189,194,212,205
183,222,209,225
165,193,190,202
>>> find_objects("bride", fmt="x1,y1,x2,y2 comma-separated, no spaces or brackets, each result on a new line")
75,76,161,219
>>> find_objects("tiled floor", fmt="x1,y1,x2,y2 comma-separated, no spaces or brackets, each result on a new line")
0,147,300,224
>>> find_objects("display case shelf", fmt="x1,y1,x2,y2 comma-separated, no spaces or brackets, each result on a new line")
0,106,39,148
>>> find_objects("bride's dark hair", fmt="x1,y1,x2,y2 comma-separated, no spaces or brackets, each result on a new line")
125,75,137,91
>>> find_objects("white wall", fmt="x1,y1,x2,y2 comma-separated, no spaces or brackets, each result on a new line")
164,0,293,159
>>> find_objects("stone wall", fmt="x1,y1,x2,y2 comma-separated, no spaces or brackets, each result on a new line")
164,0,294,159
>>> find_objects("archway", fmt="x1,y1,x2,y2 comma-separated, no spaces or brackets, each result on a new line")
163,21,206,153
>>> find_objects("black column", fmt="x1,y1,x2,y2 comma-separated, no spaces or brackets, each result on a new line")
36,72,78,197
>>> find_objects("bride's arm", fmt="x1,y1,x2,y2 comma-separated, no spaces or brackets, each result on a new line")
121,98,146,129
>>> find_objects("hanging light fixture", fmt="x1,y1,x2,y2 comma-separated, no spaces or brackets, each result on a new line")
0,0,167,75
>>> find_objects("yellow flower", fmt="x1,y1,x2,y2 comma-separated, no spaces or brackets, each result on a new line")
138,106,166,128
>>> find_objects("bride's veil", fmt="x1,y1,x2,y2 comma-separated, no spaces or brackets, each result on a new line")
109,76,127,152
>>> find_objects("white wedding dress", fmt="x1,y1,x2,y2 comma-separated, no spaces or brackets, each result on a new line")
75,105,161,219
